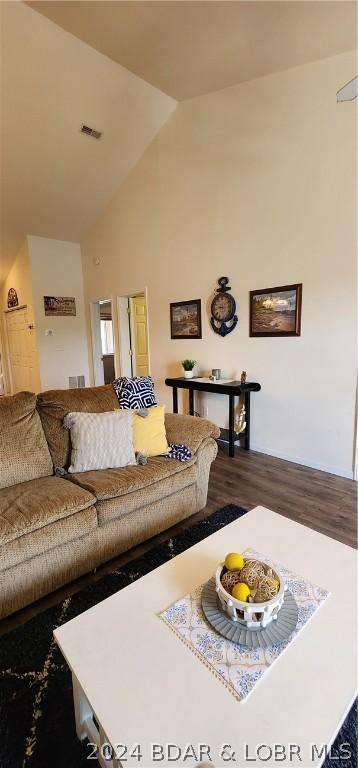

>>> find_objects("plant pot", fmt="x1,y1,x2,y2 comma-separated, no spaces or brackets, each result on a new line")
184,370,194,379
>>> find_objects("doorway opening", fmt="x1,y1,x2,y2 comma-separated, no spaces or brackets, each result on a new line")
90,298,116,385
117,292,150,378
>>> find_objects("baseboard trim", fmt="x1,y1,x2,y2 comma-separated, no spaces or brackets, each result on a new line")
250,443,354,480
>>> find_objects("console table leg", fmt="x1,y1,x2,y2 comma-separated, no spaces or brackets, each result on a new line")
244,391,250,450
172,387,178,414
229,395,235,457
189,389,194,416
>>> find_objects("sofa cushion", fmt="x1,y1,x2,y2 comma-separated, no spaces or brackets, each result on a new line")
95,460,197,525
0,476,96,546
36,385,119,469
0,391,53,490
0,505,98,572
67,453,197,502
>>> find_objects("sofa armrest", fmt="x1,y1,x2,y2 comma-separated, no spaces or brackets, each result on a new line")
165,413,220,455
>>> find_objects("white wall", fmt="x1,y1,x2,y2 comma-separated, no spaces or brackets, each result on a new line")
81,51,357,479
28,236,89,391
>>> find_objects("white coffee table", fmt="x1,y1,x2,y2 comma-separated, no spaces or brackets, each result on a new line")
54,506,357,768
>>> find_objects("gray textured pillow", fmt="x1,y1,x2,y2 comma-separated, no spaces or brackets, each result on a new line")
64,410,136,473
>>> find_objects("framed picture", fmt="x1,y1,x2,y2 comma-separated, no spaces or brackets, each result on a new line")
250,283,302,337
44,296,76,316
170,299,202,339
7,288,19,309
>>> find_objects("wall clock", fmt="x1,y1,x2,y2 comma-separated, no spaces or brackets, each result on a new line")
210,276,238,337
7,288,19,309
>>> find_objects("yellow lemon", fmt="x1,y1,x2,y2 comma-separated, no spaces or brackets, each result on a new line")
224,552,244,571
232,582,251,602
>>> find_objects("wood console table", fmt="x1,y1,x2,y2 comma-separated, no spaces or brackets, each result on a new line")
165,377,261,457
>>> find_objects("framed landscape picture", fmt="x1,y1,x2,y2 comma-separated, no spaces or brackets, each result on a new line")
250,283,302,337
44,296,76,316
170,299,202,339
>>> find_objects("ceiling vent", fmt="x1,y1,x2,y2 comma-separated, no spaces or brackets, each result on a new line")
80,124,102,140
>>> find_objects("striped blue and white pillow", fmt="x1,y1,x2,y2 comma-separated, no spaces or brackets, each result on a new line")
112,376,157,410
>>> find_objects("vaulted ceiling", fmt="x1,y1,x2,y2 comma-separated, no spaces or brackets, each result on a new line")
27,1,356,101
0,2,175,283
1,0,356,283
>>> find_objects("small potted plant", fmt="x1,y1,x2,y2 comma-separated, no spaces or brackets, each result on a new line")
181,359,196,379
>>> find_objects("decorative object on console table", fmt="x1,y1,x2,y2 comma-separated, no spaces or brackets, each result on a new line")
250,283,302,337
7,288,19,308
236,403,246,434
181,359,196,379
240,370,247,384
44,296,76,317
170,299,201,339
210,276,238,336
165,376,261,457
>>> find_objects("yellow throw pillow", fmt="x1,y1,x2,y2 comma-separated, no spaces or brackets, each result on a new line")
132,406,169,458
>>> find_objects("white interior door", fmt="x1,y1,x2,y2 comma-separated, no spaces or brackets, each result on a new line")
5,308,39,393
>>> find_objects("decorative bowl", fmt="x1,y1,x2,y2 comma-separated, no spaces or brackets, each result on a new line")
215,561,286,629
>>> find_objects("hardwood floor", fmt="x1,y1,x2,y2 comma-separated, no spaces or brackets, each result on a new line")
0,447,356,637
207,447,357,547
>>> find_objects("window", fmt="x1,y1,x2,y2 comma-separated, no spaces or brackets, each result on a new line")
100,319,114,355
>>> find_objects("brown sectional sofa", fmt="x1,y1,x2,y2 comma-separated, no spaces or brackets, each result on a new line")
0,385,219,619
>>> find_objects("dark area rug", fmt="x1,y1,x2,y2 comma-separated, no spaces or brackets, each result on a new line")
0,504,356,768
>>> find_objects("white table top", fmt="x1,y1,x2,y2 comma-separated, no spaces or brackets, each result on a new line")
54,507,357,767
193,377,234,384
